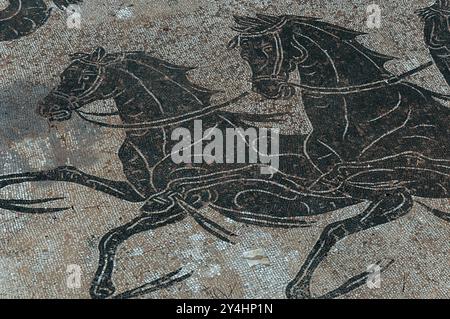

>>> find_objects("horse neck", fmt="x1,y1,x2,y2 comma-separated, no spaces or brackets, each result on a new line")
104,65,171,170
290,32,395,164
292,30,393,127
108,66,165,124
293,32,389,90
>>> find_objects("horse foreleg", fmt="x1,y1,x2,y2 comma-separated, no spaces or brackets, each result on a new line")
90,202,188,299
416,201,450,223
286,192,414,299
0,197,71,214
0,166,146,208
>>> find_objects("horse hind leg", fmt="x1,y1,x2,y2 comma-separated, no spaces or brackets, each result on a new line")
286,191,414,299
90,197,189,299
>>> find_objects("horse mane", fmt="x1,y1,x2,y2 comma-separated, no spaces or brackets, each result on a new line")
130,51,217,106
105,51,216,108
232,14,396,74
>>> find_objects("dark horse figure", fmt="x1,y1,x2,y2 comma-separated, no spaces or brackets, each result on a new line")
228,14,450,298
0,14,449,299
0,46,358,298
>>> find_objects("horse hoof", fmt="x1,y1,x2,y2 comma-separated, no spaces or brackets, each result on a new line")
90,284,116,299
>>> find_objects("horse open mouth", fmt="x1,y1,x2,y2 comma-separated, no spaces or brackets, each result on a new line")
252,80,296,100
48,110,72,122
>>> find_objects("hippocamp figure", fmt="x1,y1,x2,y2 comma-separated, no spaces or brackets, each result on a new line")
0,0,83,41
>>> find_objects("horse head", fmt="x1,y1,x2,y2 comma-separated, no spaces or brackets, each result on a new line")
229,14,392,100
38,47,216,126
228,14,307,100
38,47,118,121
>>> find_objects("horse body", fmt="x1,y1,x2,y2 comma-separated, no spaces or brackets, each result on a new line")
287,23,450,198
232,15,450,198
78,52,311,202
85,52,358,222
107,53,206,197
231,13,450,299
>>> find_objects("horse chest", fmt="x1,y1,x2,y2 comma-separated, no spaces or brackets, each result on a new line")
118,130,170,196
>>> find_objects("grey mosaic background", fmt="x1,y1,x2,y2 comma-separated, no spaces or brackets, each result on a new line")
0,0,449,298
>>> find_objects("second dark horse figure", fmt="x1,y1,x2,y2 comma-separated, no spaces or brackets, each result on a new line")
0,14,449,299
417,0,450,86
229,14,450,298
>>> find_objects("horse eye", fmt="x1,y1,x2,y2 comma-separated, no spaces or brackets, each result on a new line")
241,40,250,47
263,46,273,52
82,75,91,81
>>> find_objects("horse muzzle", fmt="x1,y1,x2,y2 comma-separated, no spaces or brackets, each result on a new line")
37,102,73,122
252,79,296,100
38,106,73,122
38,91,77,122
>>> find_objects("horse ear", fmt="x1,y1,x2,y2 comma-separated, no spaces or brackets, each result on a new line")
69,52,89,60
227,36,239,50
91,47,107,62
256,14,279,24
233,15,260,26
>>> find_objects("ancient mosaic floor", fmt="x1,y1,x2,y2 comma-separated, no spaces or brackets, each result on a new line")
0,0,449,299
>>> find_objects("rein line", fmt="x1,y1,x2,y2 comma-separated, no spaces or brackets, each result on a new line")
75,92,250,131
285,60,450,100
75,60,450,131
285,61,433,94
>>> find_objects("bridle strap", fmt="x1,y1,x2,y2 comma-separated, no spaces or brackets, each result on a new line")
290,60,450,100
254,59,450,100
75,92,250,130
79,110,119,116
75,59,450,131
429,6,450,15
272,33,285,78
254,61,440,96
243,25,447,98
76,66,106,100
50,60,108,110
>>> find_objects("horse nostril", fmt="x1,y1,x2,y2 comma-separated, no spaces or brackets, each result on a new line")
48,105,62,113
36,103,47,116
